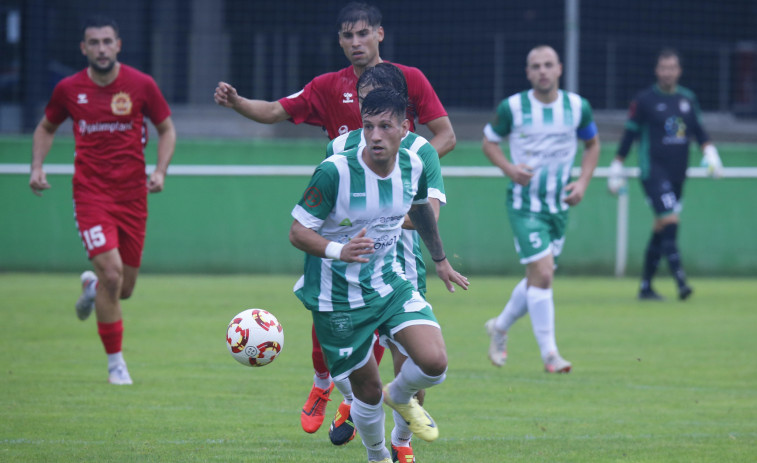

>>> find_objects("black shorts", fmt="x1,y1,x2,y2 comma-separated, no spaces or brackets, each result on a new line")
641,170,684,217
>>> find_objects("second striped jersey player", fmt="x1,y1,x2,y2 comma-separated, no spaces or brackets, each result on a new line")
482,45,600,374
327,129,445,295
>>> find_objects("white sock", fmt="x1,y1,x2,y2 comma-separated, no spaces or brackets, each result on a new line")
351,397,389,461
391,412,412,446
313,373,332,390
494,278,528,332
107,352,125,371
389,357,446,404
333,376,353,404
527,286,558,359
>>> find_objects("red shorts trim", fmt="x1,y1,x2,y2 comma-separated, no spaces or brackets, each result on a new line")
73,196,147,267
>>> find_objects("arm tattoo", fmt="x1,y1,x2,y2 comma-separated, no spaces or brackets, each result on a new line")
408,203,445,261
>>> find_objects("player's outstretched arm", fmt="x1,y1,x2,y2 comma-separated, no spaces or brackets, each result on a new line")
148,116,177,193
29,117,59,197
214,81,290,124
289,221,374,263
408,202,469,293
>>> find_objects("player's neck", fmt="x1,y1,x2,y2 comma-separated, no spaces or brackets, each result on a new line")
87,62,120,87
532,88,559,104
361,148,396,178
656,82,677,94
353,57,383,78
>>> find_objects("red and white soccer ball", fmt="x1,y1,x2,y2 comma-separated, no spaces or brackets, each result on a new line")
226,308,284,367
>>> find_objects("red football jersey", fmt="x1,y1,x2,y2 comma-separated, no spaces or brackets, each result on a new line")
45,64,171,201
278,62,447,140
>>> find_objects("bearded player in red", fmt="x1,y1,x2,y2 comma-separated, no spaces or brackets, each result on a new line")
29,15,176,385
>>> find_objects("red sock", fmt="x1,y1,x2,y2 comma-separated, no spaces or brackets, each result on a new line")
97,320,123,354
311,324,330,378
373,338,385,365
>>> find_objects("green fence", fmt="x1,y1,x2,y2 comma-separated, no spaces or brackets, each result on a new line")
1,137,755,276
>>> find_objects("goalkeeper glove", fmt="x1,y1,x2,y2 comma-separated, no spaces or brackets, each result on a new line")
701,144,723,178
607,159,626,195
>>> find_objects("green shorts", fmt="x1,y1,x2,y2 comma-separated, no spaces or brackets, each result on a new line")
507,206,568,264
311,282,439,381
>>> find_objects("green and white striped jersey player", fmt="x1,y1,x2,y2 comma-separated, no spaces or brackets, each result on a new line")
482,45,599,375
483,88,598,262
327,129,446,296
290,89,467,462
292,145,429,313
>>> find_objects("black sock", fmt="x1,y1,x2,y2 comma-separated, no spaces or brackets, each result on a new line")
641,230,663,291
660,223,687,288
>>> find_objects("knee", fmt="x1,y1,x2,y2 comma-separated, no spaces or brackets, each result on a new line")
98,267,123,294
353,378,383,405
529,268,553,288
120,286,134,300
418,351,447,378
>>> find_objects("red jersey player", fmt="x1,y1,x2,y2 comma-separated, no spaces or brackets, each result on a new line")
214,3,456,455
213,4,455,157
28,16,176,386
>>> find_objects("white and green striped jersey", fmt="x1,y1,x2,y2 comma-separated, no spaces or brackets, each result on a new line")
327,129,446,294
292,146,429,312
484,89,595,213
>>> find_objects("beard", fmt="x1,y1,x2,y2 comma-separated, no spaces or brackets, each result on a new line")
89,58,116,75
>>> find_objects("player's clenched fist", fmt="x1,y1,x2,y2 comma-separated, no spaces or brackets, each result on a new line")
214,82,239,108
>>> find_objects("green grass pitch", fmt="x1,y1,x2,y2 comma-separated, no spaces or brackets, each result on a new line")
1,273,755,462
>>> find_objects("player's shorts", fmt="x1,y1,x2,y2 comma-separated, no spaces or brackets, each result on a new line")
507,206,567,265
73,196,147,267
641,170,684,217
311,282,439,381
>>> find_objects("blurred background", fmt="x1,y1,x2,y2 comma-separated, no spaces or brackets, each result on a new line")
1,0,755,276
1,0,756,140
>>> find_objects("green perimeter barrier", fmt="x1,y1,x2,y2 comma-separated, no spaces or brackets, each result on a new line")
1,137,755,276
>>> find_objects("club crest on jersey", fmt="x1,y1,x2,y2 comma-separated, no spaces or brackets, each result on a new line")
342,92,354,103
77,93,88,104
111,92,132,116
679,99,691,113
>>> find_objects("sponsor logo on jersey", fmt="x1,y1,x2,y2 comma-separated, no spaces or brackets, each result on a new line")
78,120,133,135
111,92,132,116
338,125,349,135
663,116,687,144
342,92,354,103
77,93,88,104
679,99,691,113
339,218,353,227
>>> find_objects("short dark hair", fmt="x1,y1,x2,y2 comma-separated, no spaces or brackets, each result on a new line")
82,15,119,39
360,87,407,121
357,63,408,99
657,47,681,65
337,2,382,31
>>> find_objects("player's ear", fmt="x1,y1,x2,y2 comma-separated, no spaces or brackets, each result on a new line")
80,41,86,56
401,118,409,136
376,26,384,43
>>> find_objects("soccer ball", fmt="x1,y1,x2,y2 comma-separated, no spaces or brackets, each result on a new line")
226,308,284,367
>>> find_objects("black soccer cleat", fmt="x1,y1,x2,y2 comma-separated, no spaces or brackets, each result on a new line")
638,288,664,301
678,285,693,301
